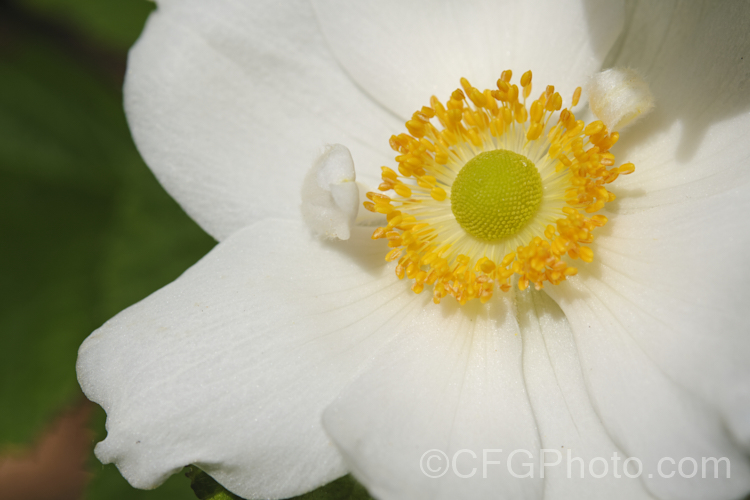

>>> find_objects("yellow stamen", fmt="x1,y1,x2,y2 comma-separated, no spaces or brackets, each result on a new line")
364,72,634,304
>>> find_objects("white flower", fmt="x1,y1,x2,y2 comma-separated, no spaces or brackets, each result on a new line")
76,1,750,500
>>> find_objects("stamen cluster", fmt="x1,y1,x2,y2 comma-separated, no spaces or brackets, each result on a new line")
363,70,635,305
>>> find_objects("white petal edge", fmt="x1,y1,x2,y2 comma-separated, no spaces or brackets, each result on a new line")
125,0,401,241
323,294,543,500
77,218,418,499
312,0,625,120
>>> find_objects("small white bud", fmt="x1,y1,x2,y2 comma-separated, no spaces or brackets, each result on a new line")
586,68,654,131
301,144,359,240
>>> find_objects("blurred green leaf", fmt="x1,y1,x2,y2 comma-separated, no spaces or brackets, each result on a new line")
0,4,212,499
0,20,121,447
16,0,155,50
0,167,111,446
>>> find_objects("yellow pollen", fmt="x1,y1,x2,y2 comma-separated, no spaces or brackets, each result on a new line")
364,71,635,305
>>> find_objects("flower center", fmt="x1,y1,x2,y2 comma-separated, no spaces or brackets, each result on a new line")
363,70,636,305
450,150,542,241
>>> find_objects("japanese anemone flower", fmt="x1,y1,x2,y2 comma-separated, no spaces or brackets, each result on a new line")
76,1,750,499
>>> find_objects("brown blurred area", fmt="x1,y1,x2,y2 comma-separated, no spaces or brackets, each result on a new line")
0,401,94,500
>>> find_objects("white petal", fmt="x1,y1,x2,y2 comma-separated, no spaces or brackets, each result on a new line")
301,144,359,240
546,266,750,500
125,0,402,241
515,289,653,500
574,185,750,444
551,9,750,497
312,0,625,120
589,0,750,454
609,1,750,207
323,295,543,500
550,159,750,494
77,219,417,499
546,194,750,500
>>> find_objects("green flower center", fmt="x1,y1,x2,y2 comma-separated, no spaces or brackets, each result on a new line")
450,149,543,241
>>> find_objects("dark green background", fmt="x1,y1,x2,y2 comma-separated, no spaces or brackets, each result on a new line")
1,0,215,497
